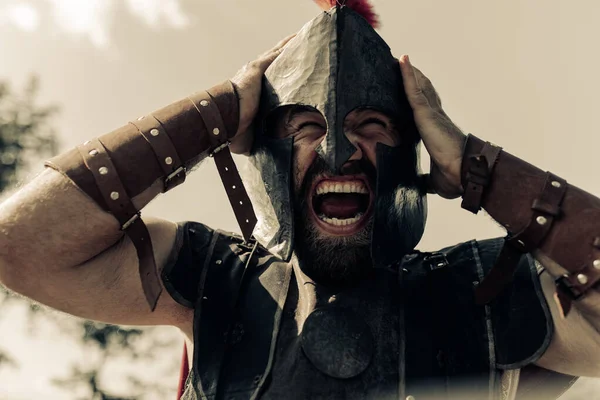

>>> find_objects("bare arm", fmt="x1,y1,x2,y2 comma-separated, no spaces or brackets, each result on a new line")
0,38,292,331
0,168,190,329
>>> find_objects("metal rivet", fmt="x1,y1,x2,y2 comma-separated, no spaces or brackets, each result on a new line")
536,216,547,225
200,100,209,107
213,128,220,136
472,281,479,286
593,260,600,270
83,140,91,145
577,274,589,285
225,167,229,171
137,116,145,121
110,191,119,200
150,128,159,136
98,167,108,175
165,157,173,165
239,201,243,205
551,181,561,188
517,240,525,246
246,219,249,223
216,260,222,265
232,185,236,189
89,149,98,156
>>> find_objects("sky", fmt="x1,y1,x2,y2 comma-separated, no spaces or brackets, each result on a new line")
0,0,599,398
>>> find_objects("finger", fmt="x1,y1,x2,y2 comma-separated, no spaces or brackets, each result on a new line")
412,66,442,109
256,34,297,71
398,55,430,110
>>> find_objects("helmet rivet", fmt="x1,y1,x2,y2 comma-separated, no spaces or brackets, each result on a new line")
577,274,588,285
89,149,98,156
150,128,159,136
110,191,119,200
536,216,547,225
200,100,209,107
165,157,173,165
98,167,108,175
213,128,220,135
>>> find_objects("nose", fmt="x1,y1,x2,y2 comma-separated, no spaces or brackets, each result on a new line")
346,133,365,162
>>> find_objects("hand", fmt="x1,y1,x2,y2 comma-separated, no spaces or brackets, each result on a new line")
229,34,295,154
398,55,467,199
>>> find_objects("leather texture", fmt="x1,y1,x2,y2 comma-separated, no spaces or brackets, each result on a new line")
44,81,241,310
163,223,563,400
461,134,600,315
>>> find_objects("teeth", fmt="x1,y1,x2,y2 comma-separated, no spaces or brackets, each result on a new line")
319,213,363,226
315,180,368,195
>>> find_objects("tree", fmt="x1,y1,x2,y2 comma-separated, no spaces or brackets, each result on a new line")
0,77,179,399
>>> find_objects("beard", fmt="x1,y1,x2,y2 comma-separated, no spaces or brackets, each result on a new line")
293,157,377,287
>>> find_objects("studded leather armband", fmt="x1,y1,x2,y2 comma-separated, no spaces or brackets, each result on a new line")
45,81,257,311
461,134,600,316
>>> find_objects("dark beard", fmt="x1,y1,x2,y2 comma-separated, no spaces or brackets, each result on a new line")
293,157,377,287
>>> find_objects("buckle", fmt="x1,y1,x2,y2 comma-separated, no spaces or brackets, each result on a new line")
209,141,230,157
424,253,449,271
121,212,140,231
555,275,583,300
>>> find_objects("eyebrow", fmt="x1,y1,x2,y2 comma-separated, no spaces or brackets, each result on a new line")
286,106,321,125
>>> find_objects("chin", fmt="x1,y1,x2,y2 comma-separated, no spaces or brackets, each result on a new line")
294,211,374,288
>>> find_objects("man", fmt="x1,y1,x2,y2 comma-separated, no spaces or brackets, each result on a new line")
1,2,599,399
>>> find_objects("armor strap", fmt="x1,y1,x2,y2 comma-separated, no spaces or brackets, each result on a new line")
130,115,186,192
461,138,502,213
461,134,600,316
475,173,567,305
45,81,250,311
78,139,162,310
189,91,257,242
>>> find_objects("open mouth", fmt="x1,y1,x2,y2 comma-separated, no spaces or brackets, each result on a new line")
309,177,374,235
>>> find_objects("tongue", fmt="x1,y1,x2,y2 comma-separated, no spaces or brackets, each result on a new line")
319,194,363,219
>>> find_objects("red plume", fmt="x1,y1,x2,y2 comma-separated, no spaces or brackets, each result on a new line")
313,0,380,28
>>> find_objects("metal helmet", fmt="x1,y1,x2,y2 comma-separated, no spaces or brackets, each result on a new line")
244,3,427,267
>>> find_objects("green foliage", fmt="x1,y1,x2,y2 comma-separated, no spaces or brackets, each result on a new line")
0,76,58,191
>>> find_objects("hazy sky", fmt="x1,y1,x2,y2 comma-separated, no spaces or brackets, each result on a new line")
0,0,599,398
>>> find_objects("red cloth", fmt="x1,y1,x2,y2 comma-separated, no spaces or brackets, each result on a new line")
177,342,190,399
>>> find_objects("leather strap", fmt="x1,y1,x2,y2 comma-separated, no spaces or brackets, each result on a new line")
555,238,600,316
188,91,257,242
475,173,567,305
78,139,162,310
461,138,502,214
130,115,186,192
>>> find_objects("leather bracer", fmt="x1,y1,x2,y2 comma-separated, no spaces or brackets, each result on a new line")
45,81,257,311
461,134,600,316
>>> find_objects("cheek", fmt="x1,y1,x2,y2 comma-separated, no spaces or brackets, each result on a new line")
292,144,319,193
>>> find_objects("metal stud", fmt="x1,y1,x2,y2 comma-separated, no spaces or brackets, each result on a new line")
110,191,120,200
165,157,173,165
246,219,249,223
150,128,159,136
216,260,222,265
536,216,547,226
593,259,600,270
89,149,98,156
137,116,145,121
200,100,209,107
83,140,91,145
232,185,236,189
551,181,561,188
577,274,589,285
213,128,220,136
98,167,108,175
239,201,243,205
